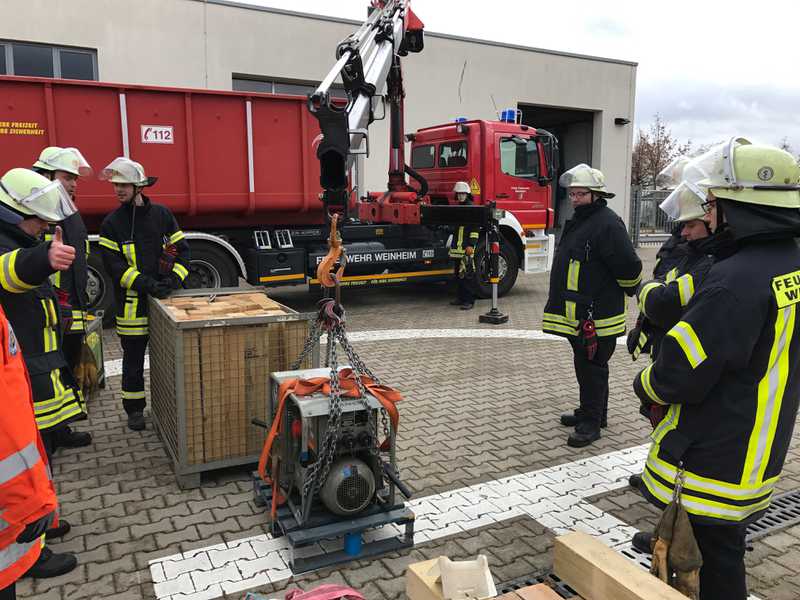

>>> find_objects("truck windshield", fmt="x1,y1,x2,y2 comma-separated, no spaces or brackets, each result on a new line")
411,144,435,169
500,137,539,179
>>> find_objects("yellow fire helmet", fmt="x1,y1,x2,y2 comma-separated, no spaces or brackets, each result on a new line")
32,146,92,177
0,168,78,223
559,163,615,199
99,157,158,187
687,138,800,208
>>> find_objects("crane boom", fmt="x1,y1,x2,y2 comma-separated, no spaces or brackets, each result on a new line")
308,0,424,217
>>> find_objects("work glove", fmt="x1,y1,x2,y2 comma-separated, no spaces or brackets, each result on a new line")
17,512,55,543
464,246,474,257
75,340,99,394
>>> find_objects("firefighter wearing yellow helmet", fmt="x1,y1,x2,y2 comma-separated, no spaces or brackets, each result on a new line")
447,181,479,309
632,139,800,600
98,157,190,431
32,147,96,406
544,164,641,447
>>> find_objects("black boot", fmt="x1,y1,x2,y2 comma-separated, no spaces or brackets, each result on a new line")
629,473,643,491
23,547,78,578
567,421,601,448
561,410,607,429
631,531,653,554
449,299,462,306
127,411,146,431
45,519,71,541
53,426,92,449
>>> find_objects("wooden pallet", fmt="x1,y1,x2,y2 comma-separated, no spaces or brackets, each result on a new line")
162,292,288,321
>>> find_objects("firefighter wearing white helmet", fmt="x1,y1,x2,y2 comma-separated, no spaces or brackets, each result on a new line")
544,164,642,447
98,157,190,431
447,181,479,309
33,147,96,407
632,139,800,600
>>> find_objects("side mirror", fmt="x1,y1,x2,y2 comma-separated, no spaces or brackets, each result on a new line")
536,130,559,182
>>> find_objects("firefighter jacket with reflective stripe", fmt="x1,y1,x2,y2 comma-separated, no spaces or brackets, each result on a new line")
448,200,481,259
635,244,714,359
0,302,57,588
46,211,90,334
0,223,83,431
543,199,642,338
652,226,689,281
634,238,800,526
99,196,189,336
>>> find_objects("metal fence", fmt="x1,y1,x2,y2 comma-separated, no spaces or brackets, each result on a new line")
629,187,673,247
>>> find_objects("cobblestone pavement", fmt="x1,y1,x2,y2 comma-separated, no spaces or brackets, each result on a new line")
18,247,800,599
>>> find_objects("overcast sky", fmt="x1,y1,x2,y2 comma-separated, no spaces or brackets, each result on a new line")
234,0,800,155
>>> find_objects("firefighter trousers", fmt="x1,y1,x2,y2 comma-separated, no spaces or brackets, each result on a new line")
568,336,616,427
693,521,748,600
121,335,149,415
453,260,474,306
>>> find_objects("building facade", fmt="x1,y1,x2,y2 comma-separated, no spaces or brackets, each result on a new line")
0,0,637,223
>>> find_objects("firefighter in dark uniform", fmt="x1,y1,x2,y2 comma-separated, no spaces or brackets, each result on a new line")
448,181,480,310
627,176,715,491
32,147,97,400
99,158,190,431
543,164,642,447
632,139,800,600
0,168,88,573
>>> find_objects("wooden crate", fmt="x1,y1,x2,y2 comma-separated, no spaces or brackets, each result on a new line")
148,288,316,488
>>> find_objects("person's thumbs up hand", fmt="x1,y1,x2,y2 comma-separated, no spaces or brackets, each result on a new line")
48,226,76,271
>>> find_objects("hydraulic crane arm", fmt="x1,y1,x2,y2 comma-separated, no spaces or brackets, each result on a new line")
308,0,424,217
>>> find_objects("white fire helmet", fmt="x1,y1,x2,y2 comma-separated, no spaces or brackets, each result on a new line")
558,164,615,199
99,157,157,187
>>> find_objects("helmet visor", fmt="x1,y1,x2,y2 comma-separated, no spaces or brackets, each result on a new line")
17,180,77,223
659,180,707,222
44,147,93,177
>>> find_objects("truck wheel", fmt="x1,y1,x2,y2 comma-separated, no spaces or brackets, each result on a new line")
185,243,240,289
470,235,520,299
87,252,116,327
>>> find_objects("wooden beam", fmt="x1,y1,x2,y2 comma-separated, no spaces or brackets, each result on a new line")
553,532,688,600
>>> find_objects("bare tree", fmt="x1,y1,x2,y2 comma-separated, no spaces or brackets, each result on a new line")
631,114,689,188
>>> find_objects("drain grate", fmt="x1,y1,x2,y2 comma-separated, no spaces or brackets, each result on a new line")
746,488,800,542
495,571,579,599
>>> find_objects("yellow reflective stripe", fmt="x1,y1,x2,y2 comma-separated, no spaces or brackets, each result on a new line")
593,313,626,327
640,363,665,404
617,273,642,288
638,281,664,316
120,267,140,289
646,444,778,502
542,311,578,326
566,259,580,291
642,467,772,522
650,404,681,444
122,243,137,268
116,326,148,336
99,237,120,252
41,300,54,351
665,267,679,283
542,322,579,336
667,321,707,369
123,292,139,322
564,301,576,323
677,274,695,307
169,230,186,244
173,262,189,280
456,227,464,250
122,390,146,400
632,330,649,360
0,250,37,293
52,270,61,288
743,304,795,487
34,372,82,429
86,239,91,255
595,323,626,337
469,232,479,239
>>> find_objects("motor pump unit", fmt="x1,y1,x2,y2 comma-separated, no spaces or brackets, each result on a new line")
268,367,400,525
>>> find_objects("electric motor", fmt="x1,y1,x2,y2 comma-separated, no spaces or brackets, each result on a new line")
319,457,376,516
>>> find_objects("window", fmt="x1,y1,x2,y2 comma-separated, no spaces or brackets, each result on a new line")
411,144,435,169
12,43,53,77
233,77,347,99
0,41,97,80
437,141,468,168
59,50,94,80
500,137,539,179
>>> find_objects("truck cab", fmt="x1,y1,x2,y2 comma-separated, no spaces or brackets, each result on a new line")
409,113,558,283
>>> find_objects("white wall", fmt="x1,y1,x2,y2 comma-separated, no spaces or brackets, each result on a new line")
0,0,636,219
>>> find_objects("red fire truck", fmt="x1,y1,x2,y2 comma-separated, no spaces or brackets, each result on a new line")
0,1,557,317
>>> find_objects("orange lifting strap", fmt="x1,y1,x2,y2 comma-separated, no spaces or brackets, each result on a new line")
257,369,403,519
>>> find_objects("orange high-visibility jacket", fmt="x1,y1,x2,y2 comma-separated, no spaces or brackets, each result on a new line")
0,277,59,587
